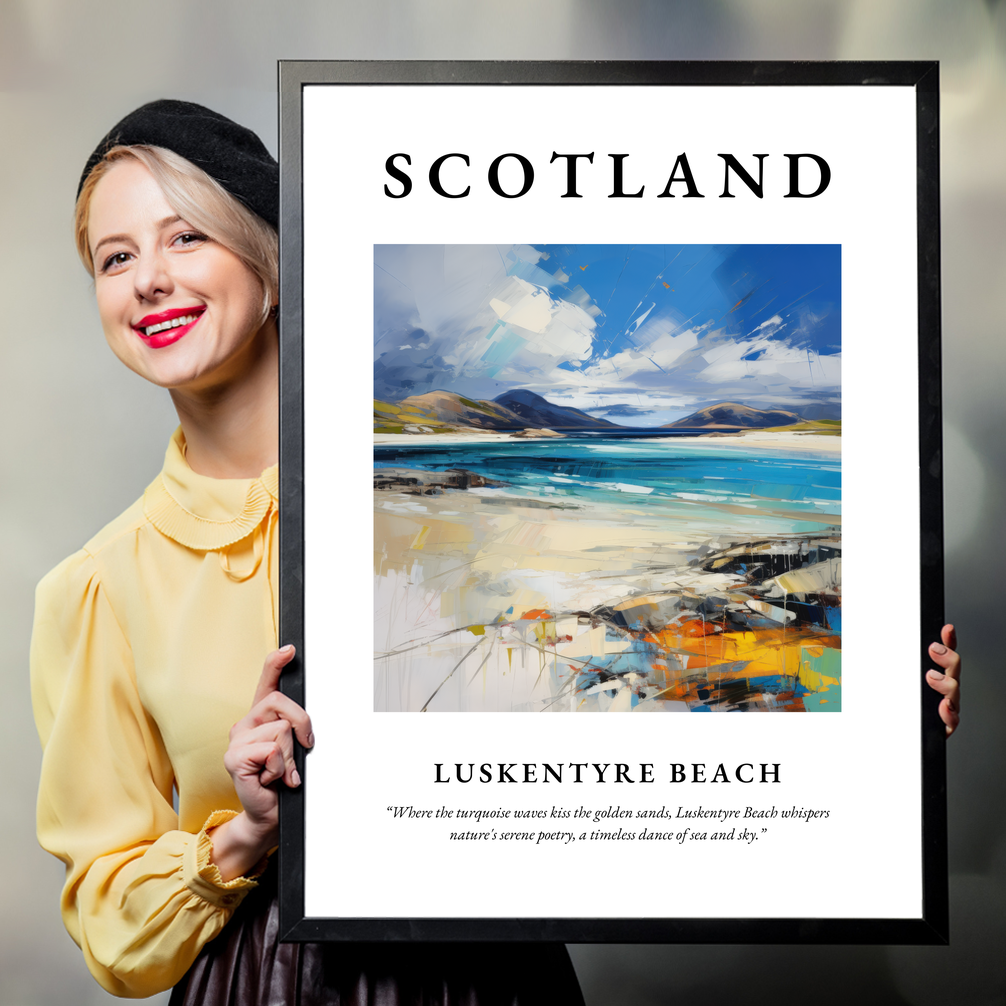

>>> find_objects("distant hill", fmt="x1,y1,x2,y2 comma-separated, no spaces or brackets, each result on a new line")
374,391,525,432
386,388,527,428
374,388,623,434
764,419,841,436
492,389,619,429
664,402,803,429
798,403,841,422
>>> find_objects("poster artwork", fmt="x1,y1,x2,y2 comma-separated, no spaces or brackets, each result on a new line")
373,243,841,714
288,65,942,940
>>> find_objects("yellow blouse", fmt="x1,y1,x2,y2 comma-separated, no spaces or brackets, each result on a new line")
31,428,279,998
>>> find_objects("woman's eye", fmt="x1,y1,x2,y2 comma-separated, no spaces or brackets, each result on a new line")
101,251,132,273
173,231,208,248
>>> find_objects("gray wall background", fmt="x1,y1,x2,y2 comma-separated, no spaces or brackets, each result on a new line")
1,2,1003,1003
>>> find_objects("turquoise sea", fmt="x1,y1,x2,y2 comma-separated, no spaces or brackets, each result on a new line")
374,436,841,536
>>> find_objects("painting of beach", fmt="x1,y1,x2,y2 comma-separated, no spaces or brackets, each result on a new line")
374,244,841,713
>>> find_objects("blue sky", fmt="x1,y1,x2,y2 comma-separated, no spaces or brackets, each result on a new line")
374,244,841,425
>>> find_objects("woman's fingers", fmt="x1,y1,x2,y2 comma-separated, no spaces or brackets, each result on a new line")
223,645,311,811
254,691,314,748
925,627,957,684
941,698,960,737
925,668,959,703
941,623,958,653
927,623,961,737
230,719,302,788
929,641,961,680
258,742,289,787
224,738,287,788
219,647,309,844
232,689,314,750
252,644,297,707
924,677,960,736
241,644,314,749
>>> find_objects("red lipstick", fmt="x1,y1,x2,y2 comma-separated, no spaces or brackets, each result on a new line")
132,306,206,349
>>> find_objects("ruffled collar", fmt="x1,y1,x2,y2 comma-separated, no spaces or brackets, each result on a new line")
143,428,278,551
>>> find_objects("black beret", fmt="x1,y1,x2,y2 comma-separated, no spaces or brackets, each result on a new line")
78,99,278,228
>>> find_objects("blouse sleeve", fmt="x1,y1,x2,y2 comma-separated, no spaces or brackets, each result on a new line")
30,549,262,998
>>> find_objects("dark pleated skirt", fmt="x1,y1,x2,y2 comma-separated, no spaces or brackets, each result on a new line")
169,869,584,1006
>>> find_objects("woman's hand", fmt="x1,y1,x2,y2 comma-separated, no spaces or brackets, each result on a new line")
209,645,314,881
926,624,961,738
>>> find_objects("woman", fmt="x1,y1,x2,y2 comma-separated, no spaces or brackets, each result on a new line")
31,100,586,1003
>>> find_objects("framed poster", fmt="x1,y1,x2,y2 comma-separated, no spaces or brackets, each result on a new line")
277,61,946,943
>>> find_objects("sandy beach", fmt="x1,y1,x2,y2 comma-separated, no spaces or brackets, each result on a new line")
374,438,841,714
374,429,841,454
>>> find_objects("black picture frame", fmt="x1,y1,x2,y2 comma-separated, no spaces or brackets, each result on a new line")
277,60,945,944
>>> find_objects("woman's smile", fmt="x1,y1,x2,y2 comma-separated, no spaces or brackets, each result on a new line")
133,305,207,347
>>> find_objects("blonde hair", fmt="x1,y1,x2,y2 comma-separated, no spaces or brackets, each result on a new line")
75,145,278,323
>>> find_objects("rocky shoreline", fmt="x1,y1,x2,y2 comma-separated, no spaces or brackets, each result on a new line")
374,467,505,494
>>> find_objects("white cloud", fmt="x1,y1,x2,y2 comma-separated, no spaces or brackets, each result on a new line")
751,313,785,335
515,309,841,414
374,245,599,400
